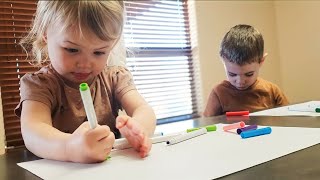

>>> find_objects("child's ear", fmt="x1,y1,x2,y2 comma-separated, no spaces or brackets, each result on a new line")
260,53,268,65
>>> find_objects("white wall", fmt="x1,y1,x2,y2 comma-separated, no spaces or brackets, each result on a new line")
194,1,281,109
274,1,320,103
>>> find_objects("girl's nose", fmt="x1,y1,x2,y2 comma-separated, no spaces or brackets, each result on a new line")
76,56,91,69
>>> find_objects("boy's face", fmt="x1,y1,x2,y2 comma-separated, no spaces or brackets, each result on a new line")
45,21,116,85
223,59,262,90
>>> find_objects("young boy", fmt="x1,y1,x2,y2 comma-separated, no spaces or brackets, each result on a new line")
203,24,289,117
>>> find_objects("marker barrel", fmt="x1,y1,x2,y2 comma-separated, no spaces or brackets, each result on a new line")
226,111,249,116
237,125,258,134
223,121,245,131
167,128,207,145
79,83,98,129
240,127,272,139
187,124,217,133
288,107,320,113
113,133,181,150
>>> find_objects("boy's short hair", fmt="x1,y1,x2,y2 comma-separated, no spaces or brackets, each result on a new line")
219,24,264,65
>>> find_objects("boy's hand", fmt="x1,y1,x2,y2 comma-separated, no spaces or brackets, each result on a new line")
116,115,152,158
66,122,115,163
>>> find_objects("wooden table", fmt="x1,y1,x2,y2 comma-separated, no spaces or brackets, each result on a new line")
1,115,320,180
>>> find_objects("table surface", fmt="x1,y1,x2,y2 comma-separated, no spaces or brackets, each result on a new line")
1,115,320,180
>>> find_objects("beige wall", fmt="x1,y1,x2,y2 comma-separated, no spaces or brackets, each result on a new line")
274,1,320,103
0,90,5,155
194,1,281,110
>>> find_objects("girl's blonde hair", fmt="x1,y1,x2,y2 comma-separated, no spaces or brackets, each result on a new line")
20,1,124,66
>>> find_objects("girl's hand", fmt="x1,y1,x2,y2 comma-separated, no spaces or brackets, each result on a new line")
66,122,115,163
116,115,152,158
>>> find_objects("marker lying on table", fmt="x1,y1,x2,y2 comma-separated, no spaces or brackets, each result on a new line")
113,132,181,150
237,124,258,134
223,121,245,131
240,127,272,139
79,83,98,129
226,110,249,116
288,106,320,113
166,128,207,145
186,124,217,133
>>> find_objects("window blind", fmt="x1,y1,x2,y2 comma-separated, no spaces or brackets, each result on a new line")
0,1,38,149
124,0,200,124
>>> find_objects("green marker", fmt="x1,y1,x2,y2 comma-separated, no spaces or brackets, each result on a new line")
105,156,111,161
187,124,217,133
79,83,98,129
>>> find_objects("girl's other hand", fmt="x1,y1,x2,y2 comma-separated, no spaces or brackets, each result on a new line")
66,122,115,163
116,115,152,158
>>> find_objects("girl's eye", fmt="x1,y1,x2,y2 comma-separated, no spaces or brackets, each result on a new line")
228,73,236,77
245,73,254,77
94,51,106,56
64,48,78,53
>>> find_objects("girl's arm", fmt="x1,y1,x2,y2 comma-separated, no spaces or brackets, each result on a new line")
116,90,156,157
120,90,156,135
21,100,114,163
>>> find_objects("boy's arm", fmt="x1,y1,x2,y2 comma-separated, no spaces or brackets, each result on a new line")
21,100,114,163
203,90,222,117
273,86,289,106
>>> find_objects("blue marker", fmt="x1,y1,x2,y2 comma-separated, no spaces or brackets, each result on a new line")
240,127,272,139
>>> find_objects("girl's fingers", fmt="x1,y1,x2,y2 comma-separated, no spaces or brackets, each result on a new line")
88,125,111,141
116,115,130,129
117,116,142,135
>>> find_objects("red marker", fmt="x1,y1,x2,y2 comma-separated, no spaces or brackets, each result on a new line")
226,115,250,122
226,110,249,116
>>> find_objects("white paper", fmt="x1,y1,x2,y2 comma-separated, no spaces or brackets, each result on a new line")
18,125,320,180
250,101,320,116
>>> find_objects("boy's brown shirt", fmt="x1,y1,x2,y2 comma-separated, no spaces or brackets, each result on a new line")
15,65,136,136
204,77,289,116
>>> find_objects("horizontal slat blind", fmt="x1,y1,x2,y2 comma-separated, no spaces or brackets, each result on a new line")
0,1,38,149
124,0,200,124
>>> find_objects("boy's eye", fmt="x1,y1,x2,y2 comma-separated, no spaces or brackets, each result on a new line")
245,73,254,77
64,48,78,53
94,51,106,56
228,73,236,77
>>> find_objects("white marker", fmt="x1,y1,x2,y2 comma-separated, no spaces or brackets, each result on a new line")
166,128,207,145
288,106,320,113
113,132,182,150
79,83,98,129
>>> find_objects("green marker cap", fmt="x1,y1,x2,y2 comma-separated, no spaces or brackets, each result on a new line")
316,108,320,113
79,83,89,91
205,125,217,132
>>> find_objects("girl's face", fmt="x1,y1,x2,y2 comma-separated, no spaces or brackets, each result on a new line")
223,59,262,90
45,22,116,85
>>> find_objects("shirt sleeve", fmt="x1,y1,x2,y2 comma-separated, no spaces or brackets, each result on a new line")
203,88,223,117
109,66,136,101
14,73,57,117
272,84,289,106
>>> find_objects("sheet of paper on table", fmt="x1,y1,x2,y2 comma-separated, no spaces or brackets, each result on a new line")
18,124,320,180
